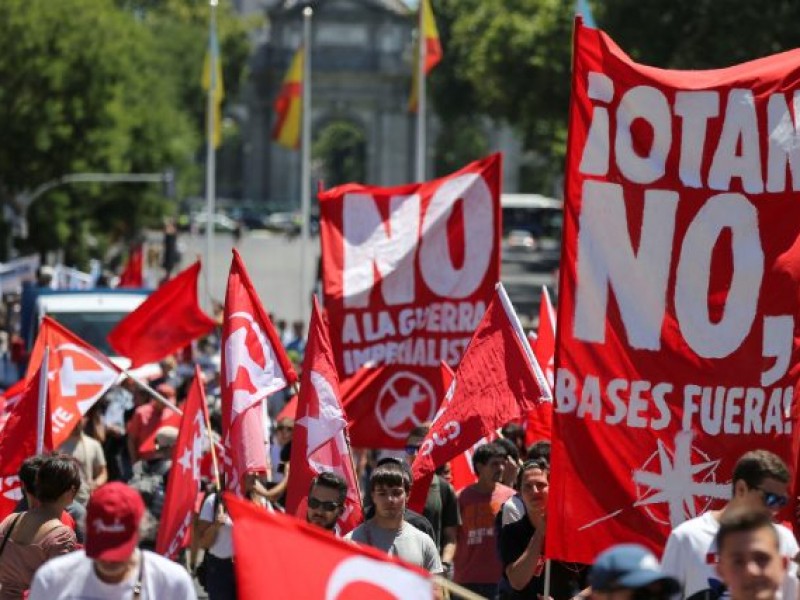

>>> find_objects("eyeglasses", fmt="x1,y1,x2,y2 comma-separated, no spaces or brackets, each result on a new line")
276,426,293,433
404,444,421,456
308,497,340,512
756,488,788,509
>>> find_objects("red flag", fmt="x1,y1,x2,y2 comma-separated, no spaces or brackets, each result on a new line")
108,261,217,368
340,364,447,449
524,285,556,445
550,20,800,562
221,249,297,492
0,379,26,434
118,244,143,288
409,283,549,511
438,361,479,492
0,363,52,520
319,153,502,447
156,366,210,558
285,298,363,534
26,317,120,448
224,493,432,600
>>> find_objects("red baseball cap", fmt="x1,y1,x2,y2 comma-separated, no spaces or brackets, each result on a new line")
85,482,145,562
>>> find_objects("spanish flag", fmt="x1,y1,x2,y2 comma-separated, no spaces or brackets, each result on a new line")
202,22,225,148
272,47,304,150
408,0,442,113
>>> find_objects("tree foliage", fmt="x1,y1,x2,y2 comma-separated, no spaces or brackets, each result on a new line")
429,0,800,194
312,121,367,187
0,0,256,264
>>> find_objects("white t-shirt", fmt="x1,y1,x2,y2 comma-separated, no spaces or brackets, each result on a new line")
501,494,525,526
28,549,196,599
661,511,799,599
199,493,234,559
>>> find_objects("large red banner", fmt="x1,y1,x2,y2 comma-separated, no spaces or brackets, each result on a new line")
319,154,502,448
549,20,800,563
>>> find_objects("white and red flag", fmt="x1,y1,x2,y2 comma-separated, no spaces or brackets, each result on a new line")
156,365,210,559
285,298,363,534
221,249,297,492
0,361,52,520
0,379,25,434
319,154,502,448
225,492,432,599
26,316,120,448
524,285,555,445
550,19,800,562
108,261,217,368
409,283,550,511
437,361,479,492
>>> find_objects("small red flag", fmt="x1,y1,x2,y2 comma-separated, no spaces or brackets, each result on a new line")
0,363,52,520
524,285,556,445
285,298,363,534
27,317,120,448
118,244,144,288
225,493,432,599
0,379,26,434
108,261,217,368
409,283,550,512
221,249,298,492
156,366,210,558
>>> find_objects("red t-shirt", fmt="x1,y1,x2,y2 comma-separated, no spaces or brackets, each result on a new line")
453,483,515,585
126,402,181,460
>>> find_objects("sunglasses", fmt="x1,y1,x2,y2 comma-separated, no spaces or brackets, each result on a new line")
404,444,421,456
276,426,293,432
308,497,340,512
757,488,789,509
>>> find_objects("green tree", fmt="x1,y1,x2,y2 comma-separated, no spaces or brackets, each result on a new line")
0,0,257,264
430,0,800,194
312,121,367,187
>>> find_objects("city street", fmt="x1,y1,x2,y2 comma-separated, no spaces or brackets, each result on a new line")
176,229,557,328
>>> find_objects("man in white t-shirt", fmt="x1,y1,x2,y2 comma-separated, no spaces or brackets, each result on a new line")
661,450,799,600
197,490,235,600
29,482,196,599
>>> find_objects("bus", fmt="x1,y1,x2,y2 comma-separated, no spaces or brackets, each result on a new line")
501,193,563,262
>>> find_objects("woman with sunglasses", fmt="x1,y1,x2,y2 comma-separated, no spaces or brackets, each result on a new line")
661,449,799,600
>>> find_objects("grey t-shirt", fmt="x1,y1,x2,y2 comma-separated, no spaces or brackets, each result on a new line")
346,520,443,574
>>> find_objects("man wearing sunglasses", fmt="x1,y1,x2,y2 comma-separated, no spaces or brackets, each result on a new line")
306,472,347,533
661,450,799,599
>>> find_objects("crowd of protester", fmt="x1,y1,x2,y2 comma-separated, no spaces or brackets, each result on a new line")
0,314,797,600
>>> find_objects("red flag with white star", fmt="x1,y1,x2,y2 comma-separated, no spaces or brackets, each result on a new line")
156,365,210,558
285,298,363,534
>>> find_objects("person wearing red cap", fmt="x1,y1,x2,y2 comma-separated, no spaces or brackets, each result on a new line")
126,386,181,463
28,482,196,599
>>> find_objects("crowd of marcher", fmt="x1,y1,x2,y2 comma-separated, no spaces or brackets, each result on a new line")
0,314,797,600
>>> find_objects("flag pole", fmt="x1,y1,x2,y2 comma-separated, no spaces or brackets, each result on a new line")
414,4,426,182
35,347,49,454
204,0,219,309
299,6,313,318
122,369,183,415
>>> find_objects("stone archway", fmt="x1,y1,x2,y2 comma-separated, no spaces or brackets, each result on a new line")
312,120,367,187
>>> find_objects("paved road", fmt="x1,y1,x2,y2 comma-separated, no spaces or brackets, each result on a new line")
176,230,557,329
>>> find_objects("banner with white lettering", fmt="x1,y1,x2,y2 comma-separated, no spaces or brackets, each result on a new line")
319,154,501,448
548,20,800,563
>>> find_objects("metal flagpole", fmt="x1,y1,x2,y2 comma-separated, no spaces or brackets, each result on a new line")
299,7,313,315
415,5,426,182
205,0,219,308
36,347,49,454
